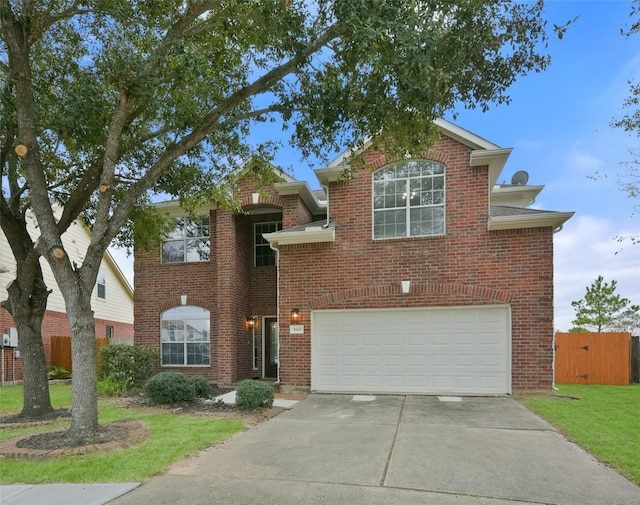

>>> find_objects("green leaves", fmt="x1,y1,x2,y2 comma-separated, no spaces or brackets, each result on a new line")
2,0,566,255
570,275,639,333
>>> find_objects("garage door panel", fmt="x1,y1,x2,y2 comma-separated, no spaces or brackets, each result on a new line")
478,353,503,368
429,332,449,345
318,354,338,366
408,355,428,366
386,354,404,366
363,354,382,366
312,306,511,395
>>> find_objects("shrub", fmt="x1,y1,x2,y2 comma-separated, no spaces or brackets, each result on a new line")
145,372,196,404
235,380,274,411
98,376,129,397
100,344,159,389
48,365,71,380
190,376,212,399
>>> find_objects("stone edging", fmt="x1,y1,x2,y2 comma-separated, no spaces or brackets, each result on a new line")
0,421,148,459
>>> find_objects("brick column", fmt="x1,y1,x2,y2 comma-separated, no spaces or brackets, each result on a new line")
215,210,238,386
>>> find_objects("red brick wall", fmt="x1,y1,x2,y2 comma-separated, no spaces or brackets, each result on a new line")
134,190,295,386
276,136,555,391
0,307,133,381
134,209,219,382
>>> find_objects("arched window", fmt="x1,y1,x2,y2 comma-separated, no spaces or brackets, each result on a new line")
160,305,210,366
373,159,445,239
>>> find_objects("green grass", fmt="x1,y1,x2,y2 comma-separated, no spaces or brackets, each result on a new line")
0,384,244,484
522,384,640,486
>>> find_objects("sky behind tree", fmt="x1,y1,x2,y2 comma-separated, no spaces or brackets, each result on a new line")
113,0,640,332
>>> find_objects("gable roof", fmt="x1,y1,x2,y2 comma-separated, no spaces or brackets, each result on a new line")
315,118,512,188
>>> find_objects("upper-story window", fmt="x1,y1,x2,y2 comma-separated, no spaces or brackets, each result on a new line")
255,221,282,266
162,216,210,263
97,270,106,299
160,305,210,366
373,159,445,239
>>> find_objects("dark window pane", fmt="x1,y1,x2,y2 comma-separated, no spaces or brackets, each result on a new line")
162,343,184,365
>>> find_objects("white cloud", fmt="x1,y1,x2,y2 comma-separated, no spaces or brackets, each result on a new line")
554,214,640,332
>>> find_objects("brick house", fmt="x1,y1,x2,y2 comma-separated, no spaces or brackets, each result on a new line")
1,213,134,383
134,119,573,394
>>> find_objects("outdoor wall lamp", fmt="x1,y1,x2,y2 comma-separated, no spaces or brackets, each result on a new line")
246,316,256,329
291,308,300,320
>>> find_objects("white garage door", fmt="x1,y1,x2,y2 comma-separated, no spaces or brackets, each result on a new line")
311,306,511,395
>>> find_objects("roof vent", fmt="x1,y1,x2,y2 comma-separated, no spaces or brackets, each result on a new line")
511,170,529,185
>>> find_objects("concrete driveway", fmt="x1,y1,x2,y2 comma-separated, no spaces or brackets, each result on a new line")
108,394,640,505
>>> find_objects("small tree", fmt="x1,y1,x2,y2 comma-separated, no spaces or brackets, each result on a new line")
570,276,640,332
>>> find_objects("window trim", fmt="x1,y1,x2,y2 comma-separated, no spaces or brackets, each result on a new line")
160,305,211,367
97,270,106,300
372,159,446,240
254,221,283,267
161,215,211,264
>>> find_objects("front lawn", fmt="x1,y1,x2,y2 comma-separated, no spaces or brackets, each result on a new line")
0,383,243,484
522,384,640,486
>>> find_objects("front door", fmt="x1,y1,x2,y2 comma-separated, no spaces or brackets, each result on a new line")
264,317,278,378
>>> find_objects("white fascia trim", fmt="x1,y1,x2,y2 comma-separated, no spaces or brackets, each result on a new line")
263,226,335,247
490,185,545,208
434,119,501,150
314,166,347,186
153,200,219,214
274,181,326,212
470,148,513,188
488,211,575,232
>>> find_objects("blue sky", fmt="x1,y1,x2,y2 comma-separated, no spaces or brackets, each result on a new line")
114,1,640,331
445,0,640,332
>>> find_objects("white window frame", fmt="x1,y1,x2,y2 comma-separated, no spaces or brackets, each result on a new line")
161,215,210,264
254,221,282,267
372,159,446,240
160,305,211,366
97,270,106,299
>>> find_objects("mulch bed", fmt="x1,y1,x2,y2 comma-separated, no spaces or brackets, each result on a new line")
0,421,148,459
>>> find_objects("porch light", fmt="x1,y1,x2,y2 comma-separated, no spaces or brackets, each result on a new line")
291,308,300,320
246,316,256,328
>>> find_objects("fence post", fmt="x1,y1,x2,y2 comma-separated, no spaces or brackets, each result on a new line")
632,336,640,383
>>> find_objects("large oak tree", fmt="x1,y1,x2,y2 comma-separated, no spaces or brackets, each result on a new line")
1,0,565,441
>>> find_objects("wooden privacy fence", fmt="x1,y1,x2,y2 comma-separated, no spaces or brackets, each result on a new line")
555,332,631,385
51,336,110,374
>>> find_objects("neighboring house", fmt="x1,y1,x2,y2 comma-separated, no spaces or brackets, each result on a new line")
134,119,573,394
0,211,134,383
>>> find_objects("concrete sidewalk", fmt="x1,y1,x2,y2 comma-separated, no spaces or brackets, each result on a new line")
0,483,139,505
106,394,640,505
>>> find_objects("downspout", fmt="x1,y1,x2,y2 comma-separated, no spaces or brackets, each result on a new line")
269,241,281,385
321,184,330,228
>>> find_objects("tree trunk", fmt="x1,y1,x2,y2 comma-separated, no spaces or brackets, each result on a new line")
67,300,99,442
16,322,53,418
4,278,54,419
